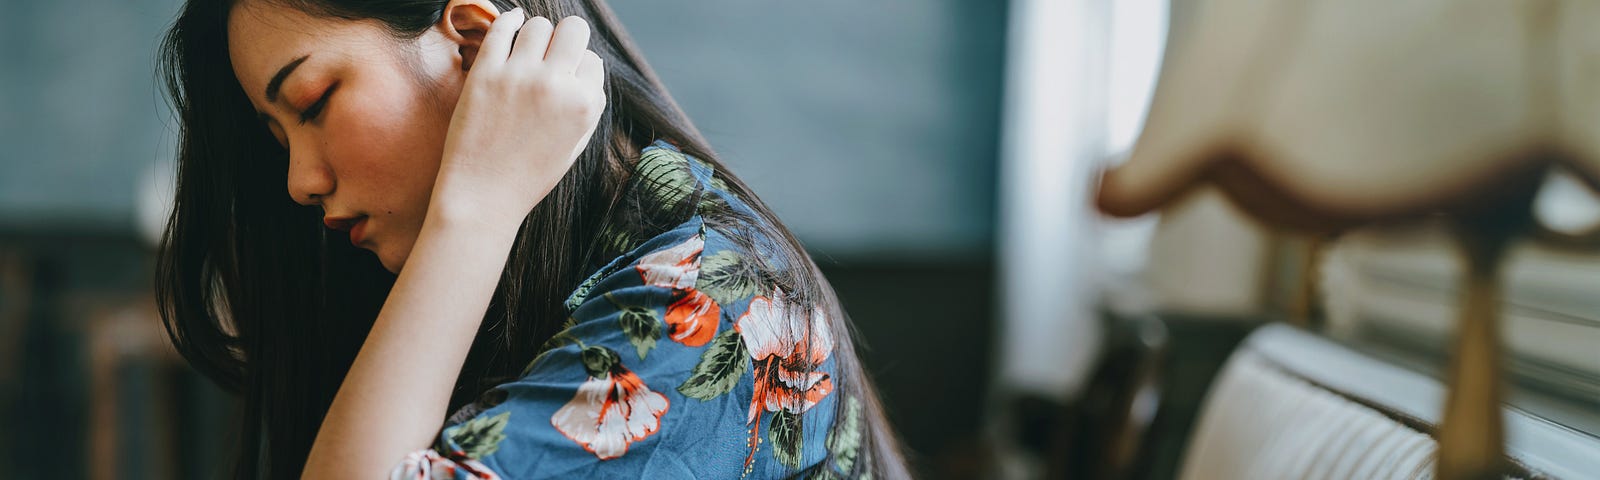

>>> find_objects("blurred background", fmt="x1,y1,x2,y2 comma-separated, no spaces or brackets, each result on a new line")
3,0,1598,479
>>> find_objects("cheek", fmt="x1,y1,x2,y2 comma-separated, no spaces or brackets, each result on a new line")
323,79,450,215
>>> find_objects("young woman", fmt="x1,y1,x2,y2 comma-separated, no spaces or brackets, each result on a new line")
155,0,911,478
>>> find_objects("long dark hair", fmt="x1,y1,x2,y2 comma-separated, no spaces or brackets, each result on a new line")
155,0,911,478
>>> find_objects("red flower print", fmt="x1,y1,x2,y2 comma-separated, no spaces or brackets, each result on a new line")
636,234,704,290
392,449,502,480
551,346,671,460
736,291,834,424
664,289,720,346
636,234,722,347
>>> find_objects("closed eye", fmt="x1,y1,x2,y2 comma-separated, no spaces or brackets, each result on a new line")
298,81,338,125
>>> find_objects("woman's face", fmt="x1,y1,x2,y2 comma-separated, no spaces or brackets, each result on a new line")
228,1,492,273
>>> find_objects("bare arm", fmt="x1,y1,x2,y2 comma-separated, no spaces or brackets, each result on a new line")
301,6,606,478
299,201,518,479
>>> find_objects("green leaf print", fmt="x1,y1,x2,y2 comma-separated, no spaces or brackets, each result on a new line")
541,319,579,353
565,268,607,312
523,321,581,377
597,221,639,255
695,168,732,210
827,395,864,473
676,328,749,400
697,189,731,215
770,409,804,468
580,345,622,379
709,173,731,193
618,304,662,360
447,411,512,460
636,148,697,209
698,250,762,306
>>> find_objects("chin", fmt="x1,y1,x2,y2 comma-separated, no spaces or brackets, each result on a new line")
373,248,402,274
380,256,402,275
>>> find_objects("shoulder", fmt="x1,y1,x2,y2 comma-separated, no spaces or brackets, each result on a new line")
397,141,842,478
405,219,768,477
563,139,773,313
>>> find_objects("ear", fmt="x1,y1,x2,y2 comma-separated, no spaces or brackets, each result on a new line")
437,0,504,71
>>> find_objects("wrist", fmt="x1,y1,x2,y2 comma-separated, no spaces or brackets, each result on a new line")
424,192,526,241
428,164,530,227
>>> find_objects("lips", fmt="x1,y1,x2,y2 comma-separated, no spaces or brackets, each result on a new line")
323,215,370,246
348,217,368,246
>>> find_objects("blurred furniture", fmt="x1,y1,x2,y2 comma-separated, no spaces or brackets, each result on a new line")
0,233,237,480
1321,226,1600,405
1015,314,1168,480
1056,314,1167,479
0,248,33,476
1095,0,1600,477
86,297,184,480
1182,324,1600,479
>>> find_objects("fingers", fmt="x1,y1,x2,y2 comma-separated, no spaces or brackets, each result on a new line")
544,16,591,74
510,15,555,64
476,7,526,72
492,14,597,82
575,50,604,89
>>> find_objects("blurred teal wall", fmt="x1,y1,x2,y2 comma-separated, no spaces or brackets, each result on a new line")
0,0,183,233
609,0,1005,260
0,0,1005,261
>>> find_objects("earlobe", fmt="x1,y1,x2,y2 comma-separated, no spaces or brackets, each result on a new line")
439,0,501,71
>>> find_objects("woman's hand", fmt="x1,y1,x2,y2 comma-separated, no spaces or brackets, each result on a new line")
432,8,607,230
301,10,605,478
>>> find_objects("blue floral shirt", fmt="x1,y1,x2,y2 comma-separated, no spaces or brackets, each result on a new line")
389,141,863,479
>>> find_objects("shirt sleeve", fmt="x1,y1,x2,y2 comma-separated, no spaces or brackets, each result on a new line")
389,218,790,479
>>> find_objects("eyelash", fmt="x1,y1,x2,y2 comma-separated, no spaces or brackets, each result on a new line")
297,82,337,125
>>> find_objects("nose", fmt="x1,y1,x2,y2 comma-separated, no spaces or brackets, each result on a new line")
285,142,335,206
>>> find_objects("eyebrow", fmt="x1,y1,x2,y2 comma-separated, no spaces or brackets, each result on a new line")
265,54,311,103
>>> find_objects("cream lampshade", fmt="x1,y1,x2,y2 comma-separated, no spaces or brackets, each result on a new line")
1096,0,1600,477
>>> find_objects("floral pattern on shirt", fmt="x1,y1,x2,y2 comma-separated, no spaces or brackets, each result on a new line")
635,234,721,347
550,345,670,460
739,291,835,468
390,140,849,479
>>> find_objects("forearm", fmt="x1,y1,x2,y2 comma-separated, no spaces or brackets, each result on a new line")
302,196,521,479
298,8,604,476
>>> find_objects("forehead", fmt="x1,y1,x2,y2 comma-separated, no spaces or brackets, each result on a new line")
227,2,393,101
